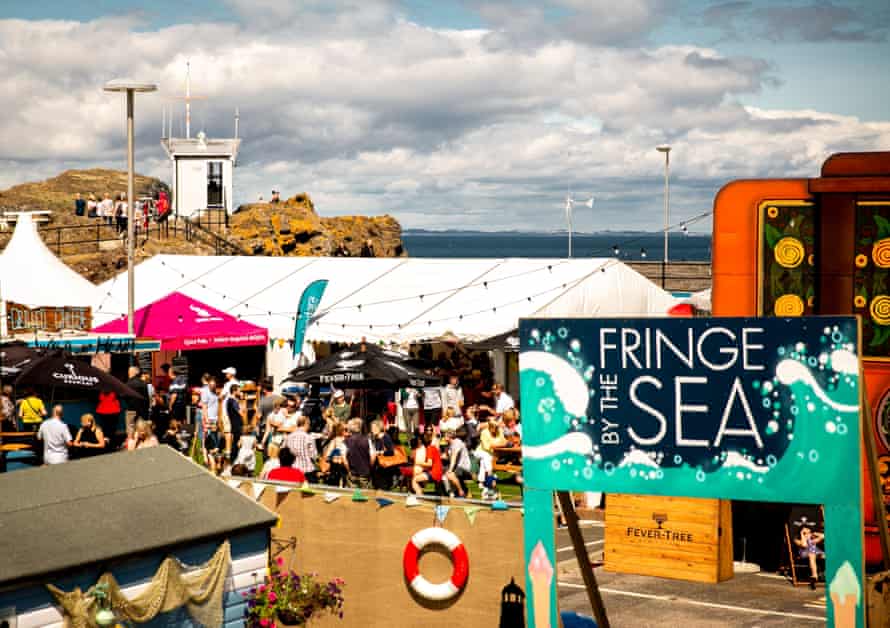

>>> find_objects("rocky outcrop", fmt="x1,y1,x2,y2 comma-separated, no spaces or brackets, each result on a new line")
230,193,406,257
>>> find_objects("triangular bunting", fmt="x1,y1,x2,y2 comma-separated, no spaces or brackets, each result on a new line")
252,483,266,501
323,492,340,503
226,479,242,490
300,484,316,495
491,500,509,511
276,485,292,494
352,488,368,502
405,495,421,507
463,506,483,525
376,497,394,509
435,505,450,524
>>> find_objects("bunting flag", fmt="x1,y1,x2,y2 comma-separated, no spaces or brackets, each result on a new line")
252,483,266,501
376,497,394,509
491,500,509,511
435,505,451,524
275,485,291,493
323,492,340,504
226,479,242,490
352,488,368,502
278,338,286,349
463,506,484,525
405,495,421,508
300,485,316,495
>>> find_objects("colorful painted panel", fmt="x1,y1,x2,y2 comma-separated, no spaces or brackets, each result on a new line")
520,317,865,628
855,202,890,358
760,202,816,316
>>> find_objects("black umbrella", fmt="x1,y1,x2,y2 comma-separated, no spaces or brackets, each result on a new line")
285,343,440,389
14,350,143,399
0,341,38,378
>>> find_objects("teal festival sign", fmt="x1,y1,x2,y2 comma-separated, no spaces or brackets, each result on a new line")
519,317,864,628
293,279,328,358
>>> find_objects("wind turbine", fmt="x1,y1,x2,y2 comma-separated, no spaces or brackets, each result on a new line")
564,193,594,258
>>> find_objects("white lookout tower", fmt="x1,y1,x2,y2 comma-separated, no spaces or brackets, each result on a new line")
161,62,240,218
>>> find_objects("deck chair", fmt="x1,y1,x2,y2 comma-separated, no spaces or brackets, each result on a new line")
783,505,825,587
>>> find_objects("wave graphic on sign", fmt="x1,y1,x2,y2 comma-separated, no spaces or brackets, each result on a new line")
618,449,660,469
722,451,769,473
521,350,589,417
776,358,858,413
523,432,593,460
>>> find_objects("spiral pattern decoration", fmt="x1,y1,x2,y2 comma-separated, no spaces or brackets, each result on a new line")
871,295,890,326
872,238,890,268
774,237,805,268
774,294,805,317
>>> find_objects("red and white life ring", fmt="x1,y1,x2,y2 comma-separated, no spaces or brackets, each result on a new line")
403,527,469,601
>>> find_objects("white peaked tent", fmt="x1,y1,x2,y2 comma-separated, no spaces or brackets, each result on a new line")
93,255,678,383
0,213,97,312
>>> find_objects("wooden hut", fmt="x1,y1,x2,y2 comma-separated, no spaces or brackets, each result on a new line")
0,446,277,627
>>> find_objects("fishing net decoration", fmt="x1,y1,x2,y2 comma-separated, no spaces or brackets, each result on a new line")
46,540,231,628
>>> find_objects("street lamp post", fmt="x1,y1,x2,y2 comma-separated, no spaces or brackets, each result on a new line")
104,79,158,337
656,145,671,265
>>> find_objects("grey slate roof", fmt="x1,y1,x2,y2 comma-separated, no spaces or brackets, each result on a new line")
0,446,276,588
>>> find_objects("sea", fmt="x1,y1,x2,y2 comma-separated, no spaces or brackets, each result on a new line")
402,231,711,261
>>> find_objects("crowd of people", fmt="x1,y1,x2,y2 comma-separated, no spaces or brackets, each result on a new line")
73,189,171,235
2,348,522,501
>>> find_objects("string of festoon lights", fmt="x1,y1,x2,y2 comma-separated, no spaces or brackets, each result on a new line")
92,211,712,329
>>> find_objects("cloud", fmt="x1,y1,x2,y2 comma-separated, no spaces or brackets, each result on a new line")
703,1,889,42
0,2,887,232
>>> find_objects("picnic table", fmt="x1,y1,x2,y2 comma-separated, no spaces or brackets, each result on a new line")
492,444,522,474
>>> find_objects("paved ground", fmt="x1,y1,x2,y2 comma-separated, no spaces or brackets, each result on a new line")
555,521,826,627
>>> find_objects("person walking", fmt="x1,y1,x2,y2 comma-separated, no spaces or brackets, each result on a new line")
223,383,245,461
37,405,72,465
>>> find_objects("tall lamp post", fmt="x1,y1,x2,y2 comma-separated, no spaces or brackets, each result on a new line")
656,145,671,264
104,79,158,336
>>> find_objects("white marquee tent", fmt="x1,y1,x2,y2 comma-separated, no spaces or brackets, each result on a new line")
94,255,677,382
0,213,98,309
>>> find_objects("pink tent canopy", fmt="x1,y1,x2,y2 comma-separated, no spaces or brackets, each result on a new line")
93,292,268,351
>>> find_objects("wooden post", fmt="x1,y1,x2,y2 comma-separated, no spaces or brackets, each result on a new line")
862,394,890,570
556,490,610,628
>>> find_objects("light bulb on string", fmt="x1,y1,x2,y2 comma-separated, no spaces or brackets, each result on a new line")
640,248,647,259
612,245,620,256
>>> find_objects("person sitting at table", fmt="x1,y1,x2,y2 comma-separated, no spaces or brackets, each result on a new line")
37,405,72,465
126,418,159,451
475,419,507,500
18,388,47,432
502,408,522,441
322,422,349,487
260,443,281,479
267,446,306,483
443,429,472,498
203,420,226,474
440,406,464,433
411,430,443,495
73,413,105,457
159,418,191,455
1,385,17,431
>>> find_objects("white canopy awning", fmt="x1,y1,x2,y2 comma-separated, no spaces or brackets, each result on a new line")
0,213,97,308
92,255,678,345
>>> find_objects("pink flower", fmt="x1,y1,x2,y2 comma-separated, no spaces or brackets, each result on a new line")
276,557,284,566
268,592,277,602
260,620,269,627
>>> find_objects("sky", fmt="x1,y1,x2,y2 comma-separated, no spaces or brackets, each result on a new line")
0,0,888,232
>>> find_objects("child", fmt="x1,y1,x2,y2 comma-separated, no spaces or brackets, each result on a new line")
794,526,825,589
204,421,226,475
233,431,258,474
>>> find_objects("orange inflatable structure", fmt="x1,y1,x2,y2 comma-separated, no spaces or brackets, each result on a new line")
711,151,890,567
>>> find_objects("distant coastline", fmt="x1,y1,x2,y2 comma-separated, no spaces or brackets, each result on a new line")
401,230,711,261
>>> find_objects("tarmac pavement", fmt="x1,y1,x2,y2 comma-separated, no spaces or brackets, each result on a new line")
554,521,827,627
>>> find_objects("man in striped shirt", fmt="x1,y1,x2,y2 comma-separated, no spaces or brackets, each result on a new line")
285,415,318,482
